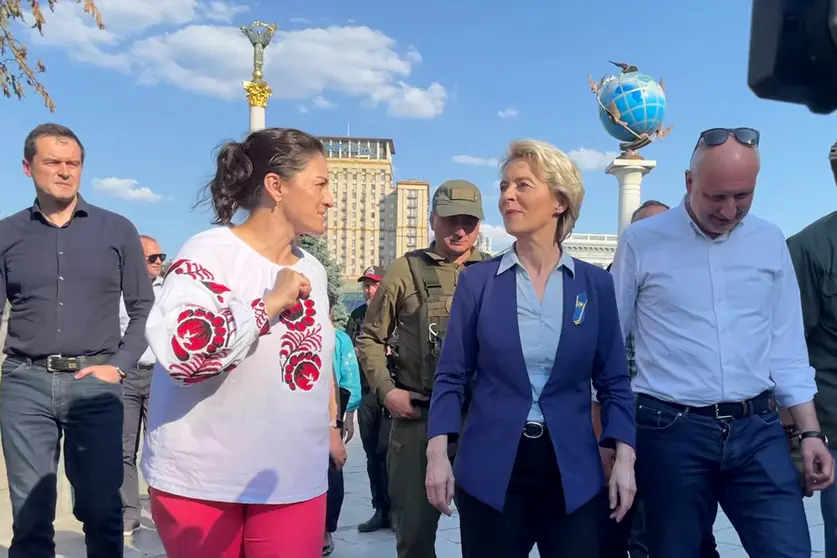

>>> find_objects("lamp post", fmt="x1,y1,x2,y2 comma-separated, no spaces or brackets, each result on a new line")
241,21,277,132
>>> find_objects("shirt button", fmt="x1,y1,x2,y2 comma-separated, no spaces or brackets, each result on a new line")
59,276,64,281
59,302,64,306
58,252,63,255
57,329,61,333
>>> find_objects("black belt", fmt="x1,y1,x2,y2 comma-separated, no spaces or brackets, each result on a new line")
137,363,155,370
523,422,547,439
27,354,112,373
641,391,774,420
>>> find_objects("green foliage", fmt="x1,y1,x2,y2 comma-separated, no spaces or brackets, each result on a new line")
298,234,348,329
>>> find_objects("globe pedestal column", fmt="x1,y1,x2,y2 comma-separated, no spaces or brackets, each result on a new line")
606,156,657,236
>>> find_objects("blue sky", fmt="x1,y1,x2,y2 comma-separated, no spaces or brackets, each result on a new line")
2,0,836,254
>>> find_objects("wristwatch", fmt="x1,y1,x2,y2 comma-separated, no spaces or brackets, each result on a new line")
115,367,128,380
331,419,344,430
799,430,828,445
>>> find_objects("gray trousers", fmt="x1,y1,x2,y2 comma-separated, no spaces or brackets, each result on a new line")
120,366,153,521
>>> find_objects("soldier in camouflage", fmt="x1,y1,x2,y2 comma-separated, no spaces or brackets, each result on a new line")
356,180,490,558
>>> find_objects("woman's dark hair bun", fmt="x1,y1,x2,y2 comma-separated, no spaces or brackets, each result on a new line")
207,142,254,225
197,128,325,225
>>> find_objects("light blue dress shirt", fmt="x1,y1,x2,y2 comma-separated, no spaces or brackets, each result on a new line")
497,246,575,423
611,201,816,408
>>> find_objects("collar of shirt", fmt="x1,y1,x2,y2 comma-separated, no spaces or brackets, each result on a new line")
425,241,485,263
496,244,575,277
676,197,745,243
30,194,90,224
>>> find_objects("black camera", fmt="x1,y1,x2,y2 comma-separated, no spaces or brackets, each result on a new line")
748,0,837,114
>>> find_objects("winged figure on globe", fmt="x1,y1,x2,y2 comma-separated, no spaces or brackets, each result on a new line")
588,61,673,153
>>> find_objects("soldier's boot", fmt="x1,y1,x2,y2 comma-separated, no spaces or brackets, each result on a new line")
357,509,391,533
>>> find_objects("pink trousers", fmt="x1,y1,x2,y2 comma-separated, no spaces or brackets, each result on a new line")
149,488,327,558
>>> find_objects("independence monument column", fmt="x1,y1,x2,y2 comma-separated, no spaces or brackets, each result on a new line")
241,21,277,132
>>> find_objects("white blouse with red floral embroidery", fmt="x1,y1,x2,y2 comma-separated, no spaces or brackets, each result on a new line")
140,227,335,505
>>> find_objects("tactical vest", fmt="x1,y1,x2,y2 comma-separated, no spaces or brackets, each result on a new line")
405,252,454,389
405,251,482,414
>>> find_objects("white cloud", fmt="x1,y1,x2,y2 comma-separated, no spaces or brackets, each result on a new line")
480,223,514,252
498,107,518,119
92,177,163,202
452,155,499,167
24,2,447,119
311,95,336,109
198,1,249,23
567,147,620,171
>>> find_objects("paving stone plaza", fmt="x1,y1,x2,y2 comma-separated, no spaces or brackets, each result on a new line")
0,432,827,557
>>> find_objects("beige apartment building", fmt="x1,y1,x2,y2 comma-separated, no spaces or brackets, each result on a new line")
320,136,430,283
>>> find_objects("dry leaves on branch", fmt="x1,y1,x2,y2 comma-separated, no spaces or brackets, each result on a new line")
0,0,104,111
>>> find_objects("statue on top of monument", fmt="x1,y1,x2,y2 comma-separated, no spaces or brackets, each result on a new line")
240,21,277,81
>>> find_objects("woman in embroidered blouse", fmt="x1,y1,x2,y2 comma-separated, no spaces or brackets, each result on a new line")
142,128,346,558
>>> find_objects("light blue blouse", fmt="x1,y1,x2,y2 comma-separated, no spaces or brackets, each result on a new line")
496,247,575,423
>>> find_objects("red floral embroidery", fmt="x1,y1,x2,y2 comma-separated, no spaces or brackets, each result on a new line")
166,259,231,303
279,298,323,391
168,305,236,383
251,299,270,336
280,299,316,331
168,259,214,281
284,351,323,391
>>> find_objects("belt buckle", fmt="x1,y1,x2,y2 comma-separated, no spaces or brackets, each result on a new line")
714,401,747,421
45,355,63,373
523,421,544,439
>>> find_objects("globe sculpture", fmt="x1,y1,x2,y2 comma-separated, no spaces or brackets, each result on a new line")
589,62,671,152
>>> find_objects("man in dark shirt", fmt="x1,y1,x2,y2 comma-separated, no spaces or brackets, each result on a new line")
787,145,837,557
345,265,392,532
0,123,154,558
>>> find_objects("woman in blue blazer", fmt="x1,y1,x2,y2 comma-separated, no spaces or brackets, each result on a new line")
424,139,637,558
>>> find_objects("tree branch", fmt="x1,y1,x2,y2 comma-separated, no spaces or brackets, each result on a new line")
0,0,104,111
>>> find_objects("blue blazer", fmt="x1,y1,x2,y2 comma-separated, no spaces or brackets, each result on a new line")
427,255,635,513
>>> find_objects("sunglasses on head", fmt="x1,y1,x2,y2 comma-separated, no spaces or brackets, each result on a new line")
694,127,760,152
146,253,166,264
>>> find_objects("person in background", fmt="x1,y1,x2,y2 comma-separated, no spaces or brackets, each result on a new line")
785,138,837,558
324,290,362,555
356,180,489,558
611,127,833,557
0,123,153,558
599,200,720,558
119,234,165,536
425,140,636,558
345,265,392,533
142,128,346,557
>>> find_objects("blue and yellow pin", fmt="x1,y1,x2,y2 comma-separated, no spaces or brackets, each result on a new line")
572,292,588,325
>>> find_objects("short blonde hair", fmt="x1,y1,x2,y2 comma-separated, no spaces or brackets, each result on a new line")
499,139,585,243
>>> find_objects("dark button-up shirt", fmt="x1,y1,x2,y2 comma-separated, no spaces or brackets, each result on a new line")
788,211,837,446
0,195,154,371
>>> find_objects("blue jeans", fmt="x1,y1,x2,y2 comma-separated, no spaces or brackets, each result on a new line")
636,394,810,558
820,449,837,557
0,358,124,558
